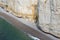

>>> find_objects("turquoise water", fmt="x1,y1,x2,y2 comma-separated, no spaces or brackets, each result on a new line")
0,18,33,40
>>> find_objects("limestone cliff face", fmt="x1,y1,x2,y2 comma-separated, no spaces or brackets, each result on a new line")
39,0,60,38
0,0,38,22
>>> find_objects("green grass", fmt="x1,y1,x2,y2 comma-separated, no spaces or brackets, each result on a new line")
0,18,33,40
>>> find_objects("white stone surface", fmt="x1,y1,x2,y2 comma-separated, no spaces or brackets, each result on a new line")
39,0,60,38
